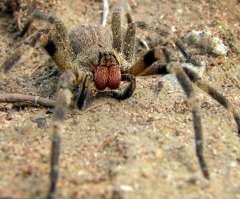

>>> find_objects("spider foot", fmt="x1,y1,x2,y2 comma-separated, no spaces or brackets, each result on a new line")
198,154,210,180
202,167,210,180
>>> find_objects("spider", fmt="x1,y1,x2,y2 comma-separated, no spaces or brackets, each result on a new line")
0,3,240,199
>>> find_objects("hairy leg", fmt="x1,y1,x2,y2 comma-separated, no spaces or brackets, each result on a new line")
0,30,44,77
135,21,200,66
48,69,85,199
112,3,133,52
183,67,240,135
20,9,72,49
164,47,209,179
129,47,240,134
123,22,137,62
17,9,76,72
128,46,209,178
128,46,165,75
0,16,76,78
32,10,77,71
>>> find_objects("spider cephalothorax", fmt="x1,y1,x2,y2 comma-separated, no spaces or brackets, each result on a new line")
0,2,240,199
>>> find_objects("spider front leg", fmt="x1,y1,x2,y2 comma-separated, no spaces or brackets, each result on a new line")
48,69,87,199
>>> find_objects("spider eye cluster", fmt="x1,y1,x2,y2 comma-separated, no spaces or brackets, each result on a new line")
99,51,119,67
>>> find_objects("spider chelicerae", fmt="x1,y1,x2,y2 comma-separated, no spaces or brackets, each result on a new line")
0,3,240,199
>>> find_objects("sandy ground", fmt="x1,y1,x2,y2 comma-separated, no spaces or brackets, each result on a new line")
0,0,240,199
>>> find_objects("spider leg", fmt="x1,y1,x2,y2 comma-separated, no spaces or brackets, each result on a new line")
20,9,71,46
128,46,209,179
112,74,136,100
121,46,166,101
32,10,77,72
77,74,91,110
48,69,85,199
183,67,240,135
18,9,76,72
0,10,77,78
123,22,137,62
112,3,132,52
164,48,209,179
128,46,166,76
39,29,76,72
141,63,240,134
135,21,200,66
0,30,45,77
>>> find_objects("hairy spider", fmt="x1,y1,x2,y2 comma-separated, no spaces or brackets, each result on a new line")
0,3,240,199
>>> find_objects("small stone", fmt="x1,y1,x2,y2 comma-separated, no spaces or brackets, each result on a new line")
6,111,13,120
155,148,163,159
212,132,221,139
33,118,48,129
230,161,237,167
120,185,133,191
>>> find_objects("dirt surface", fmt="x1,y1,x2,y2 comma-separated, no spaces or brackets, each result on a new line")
0,0,240,199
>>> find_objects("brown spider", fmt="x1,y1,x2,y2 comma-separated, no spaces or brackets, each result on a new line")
1,3,240,199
